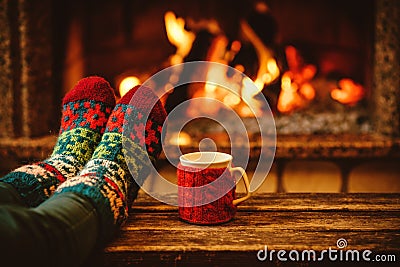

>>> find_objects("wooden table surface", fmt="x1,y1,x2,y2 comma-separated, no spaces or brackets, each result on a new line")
90,193,400,267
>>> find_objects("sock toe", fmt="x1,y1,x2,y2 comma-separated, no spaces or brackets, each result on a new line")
62,76,116,107
119,85,167,125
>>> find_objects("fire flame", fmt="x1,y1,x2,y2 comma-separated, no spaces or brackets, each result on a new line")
187,36,246,116
164,11,195,65
240,20,280,90
277,46,316,113
204,36,241,107
237,20,281,116
163,11,365,117
278,73,302,113
331,78,365,105
189,21,281,117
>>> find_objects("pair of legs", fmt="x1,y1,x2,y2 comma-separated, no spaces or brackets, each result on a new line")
0,183,99,266
0,77,166,266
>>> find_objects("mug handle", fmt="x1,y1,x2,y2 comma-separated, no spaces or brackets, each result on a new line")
230,166,251,206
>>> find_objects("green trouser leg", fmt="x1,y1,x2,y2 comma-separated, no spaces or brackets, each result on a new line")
0,181,26,206
0,182,99,267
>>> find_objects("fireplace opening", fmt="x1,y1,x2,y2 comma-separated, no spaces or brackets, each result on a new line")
59,0,375,135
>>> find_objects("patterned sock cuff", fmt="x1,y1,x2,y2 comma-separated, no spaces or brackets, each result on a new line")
1,155,82,206
55,158,134,243
51,128,102,166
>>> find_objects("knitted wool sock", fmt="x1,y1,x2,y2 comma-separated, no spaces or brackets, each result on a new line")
55,85,167,243
0,76,116,207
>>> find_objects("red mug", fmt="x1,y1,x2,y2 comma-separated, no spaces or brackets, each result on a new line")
177,151,251,225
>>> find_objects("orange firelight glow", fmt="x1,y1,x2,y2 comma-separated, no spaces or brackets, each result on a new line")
277,46,316,113
119,76,141,97
187,35,247,116
162,11,365,117
168,131,192,146
240,20,280,90
278,73,303,113
331,78,365,105
164,11,195,64
187,20,280,117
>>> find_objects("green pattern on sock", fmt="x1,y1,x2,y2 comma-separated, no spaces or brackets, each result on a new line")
0,77,115,206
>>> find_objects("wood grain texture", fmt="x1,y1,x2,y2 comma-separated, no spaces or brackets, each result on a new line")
88,193,400,267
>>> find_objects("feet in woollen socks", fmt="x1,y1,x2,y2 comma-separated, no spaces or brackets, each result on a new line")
0,76,116,207
55,85,167,242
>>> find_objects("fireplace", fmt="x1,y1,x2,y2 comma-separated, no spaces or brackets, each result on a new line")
56,0,396,135
0,0,399,192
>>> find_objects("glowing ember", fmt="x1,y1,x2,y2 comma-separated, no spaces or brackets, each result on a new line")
299,83,316,100
119,76,141,97
331,78,365,105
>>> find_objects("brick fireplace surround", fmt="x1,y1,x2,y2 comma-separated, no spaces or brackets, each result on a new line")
0,0,399,192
